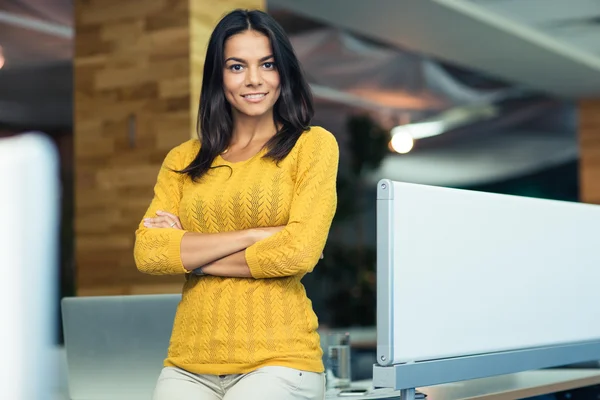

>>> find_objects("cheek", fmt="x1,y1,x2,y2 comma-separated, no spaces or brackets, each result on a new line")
223,74,243,96
271,73,281,89
273,87,281,104
223,89,235,106
269,75,281,100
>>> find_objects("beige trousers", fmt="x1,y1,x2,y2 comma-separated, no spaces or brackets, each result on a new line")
152,366,325,400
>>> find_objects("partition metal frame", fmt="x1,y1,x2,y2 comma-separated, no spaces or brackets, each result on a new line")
374,179,600,399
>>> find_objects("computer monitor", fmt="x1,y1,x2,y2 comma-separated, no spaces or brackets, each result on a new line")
0,133,60,399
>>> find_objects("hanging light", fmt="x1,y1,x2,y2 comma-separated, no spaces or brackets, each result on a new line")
390,131,414,154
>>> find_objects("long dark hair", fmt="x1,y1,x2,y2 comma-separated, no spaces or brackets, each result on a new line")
178,9,314,181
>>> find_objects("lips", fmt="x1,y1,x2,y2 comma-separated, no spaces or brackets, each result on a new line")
240,92,268,104
242,93,267,99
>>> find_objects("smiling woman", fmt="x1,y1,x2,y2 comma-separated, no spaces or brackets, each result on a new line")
134,8,338,400
175,8,315,181
222,31,281,120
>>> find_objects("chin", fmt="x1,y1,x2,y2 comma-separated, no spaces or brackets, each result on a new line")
237,105,274,118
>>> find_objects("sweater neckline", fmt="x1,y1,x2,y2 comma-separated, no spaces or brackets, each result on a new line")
216,147,266,166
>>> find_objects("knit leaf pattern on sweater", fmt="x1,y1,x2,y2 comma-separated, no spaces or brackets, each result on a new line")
134,126,339,375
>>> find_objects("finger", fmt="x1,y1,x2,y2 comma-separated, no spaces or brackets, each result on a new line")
159,217,175,228
144,218,168,228
168,216,183,229
157,211,183,229
144,217,169,228
164,216,180,229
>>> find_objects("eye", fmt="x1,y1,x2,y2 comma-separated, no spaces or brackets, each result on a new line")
263,62,276,70
229,64,244,72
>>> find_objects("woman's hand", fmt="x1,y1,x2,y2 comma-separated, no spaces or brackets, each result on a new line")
143,210,183,229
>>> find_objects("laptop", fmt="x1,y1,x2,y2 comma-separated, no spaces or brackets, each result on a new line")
61,293,181,400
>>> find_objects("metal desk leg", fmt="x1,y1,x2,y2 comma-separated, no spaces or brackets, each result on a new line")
400,388,415,400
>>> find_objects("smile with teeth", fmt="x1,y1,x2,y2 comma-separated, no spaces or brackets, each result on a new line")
242,93,267,99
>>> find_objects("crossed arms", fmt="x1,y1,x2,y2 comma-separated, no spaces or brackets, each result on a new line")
133,131,339,279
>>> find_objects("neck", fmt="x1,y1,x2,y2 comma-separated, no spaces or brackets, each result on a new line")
230,111,277,147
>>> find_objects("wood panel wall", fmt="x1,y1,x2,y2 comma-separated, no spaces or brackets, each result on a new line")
74,0,264,296
188,1,266,137
579,99,600,205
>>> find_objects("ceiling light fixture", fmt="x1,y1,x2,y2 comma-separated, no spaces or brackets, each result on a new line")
391,121,446,140
388,104,498,154
390,131,414,154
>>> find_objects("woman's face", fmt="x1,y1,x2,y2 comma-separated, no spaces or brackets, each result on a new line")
222,30,281,120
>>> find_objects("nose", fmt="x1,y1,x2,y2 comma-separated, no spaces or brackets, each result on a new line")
245,65,262,87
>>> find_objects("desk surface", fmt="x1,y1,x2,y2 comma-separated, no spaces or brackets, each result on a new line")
422,369,600,400
52,368,600,400
327,369,600,400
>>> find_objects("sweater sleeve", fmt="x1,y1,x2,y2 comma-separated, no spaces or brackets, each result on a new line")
245,128,339,279
133,142,191,275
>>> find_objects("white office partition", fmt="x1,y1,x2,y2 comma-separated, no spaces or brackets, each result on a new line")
374,179,600,394
0,133,59,400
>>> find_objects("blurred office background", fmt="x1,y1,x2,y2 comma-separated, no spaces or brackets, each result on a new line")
1,0,599,341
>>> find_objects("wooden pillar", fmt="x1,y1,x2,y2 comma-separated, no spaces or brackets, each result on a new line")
579,99,600,205
74,0,265,296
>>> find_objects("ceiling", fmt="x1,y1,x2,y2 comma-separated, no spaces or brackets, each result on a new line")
0,0,589,187
0,0,72,67
467,0,600,58
0,0,72,129
268,1,584,186
269,0,600,98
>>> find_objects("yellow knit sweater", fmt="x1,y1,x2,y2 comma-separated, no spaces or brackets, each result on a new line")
134,126,338,375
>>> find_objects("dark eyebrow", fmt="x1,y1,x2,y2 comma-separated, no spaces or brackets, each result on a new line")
224,55,274,63
259,55,275,62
